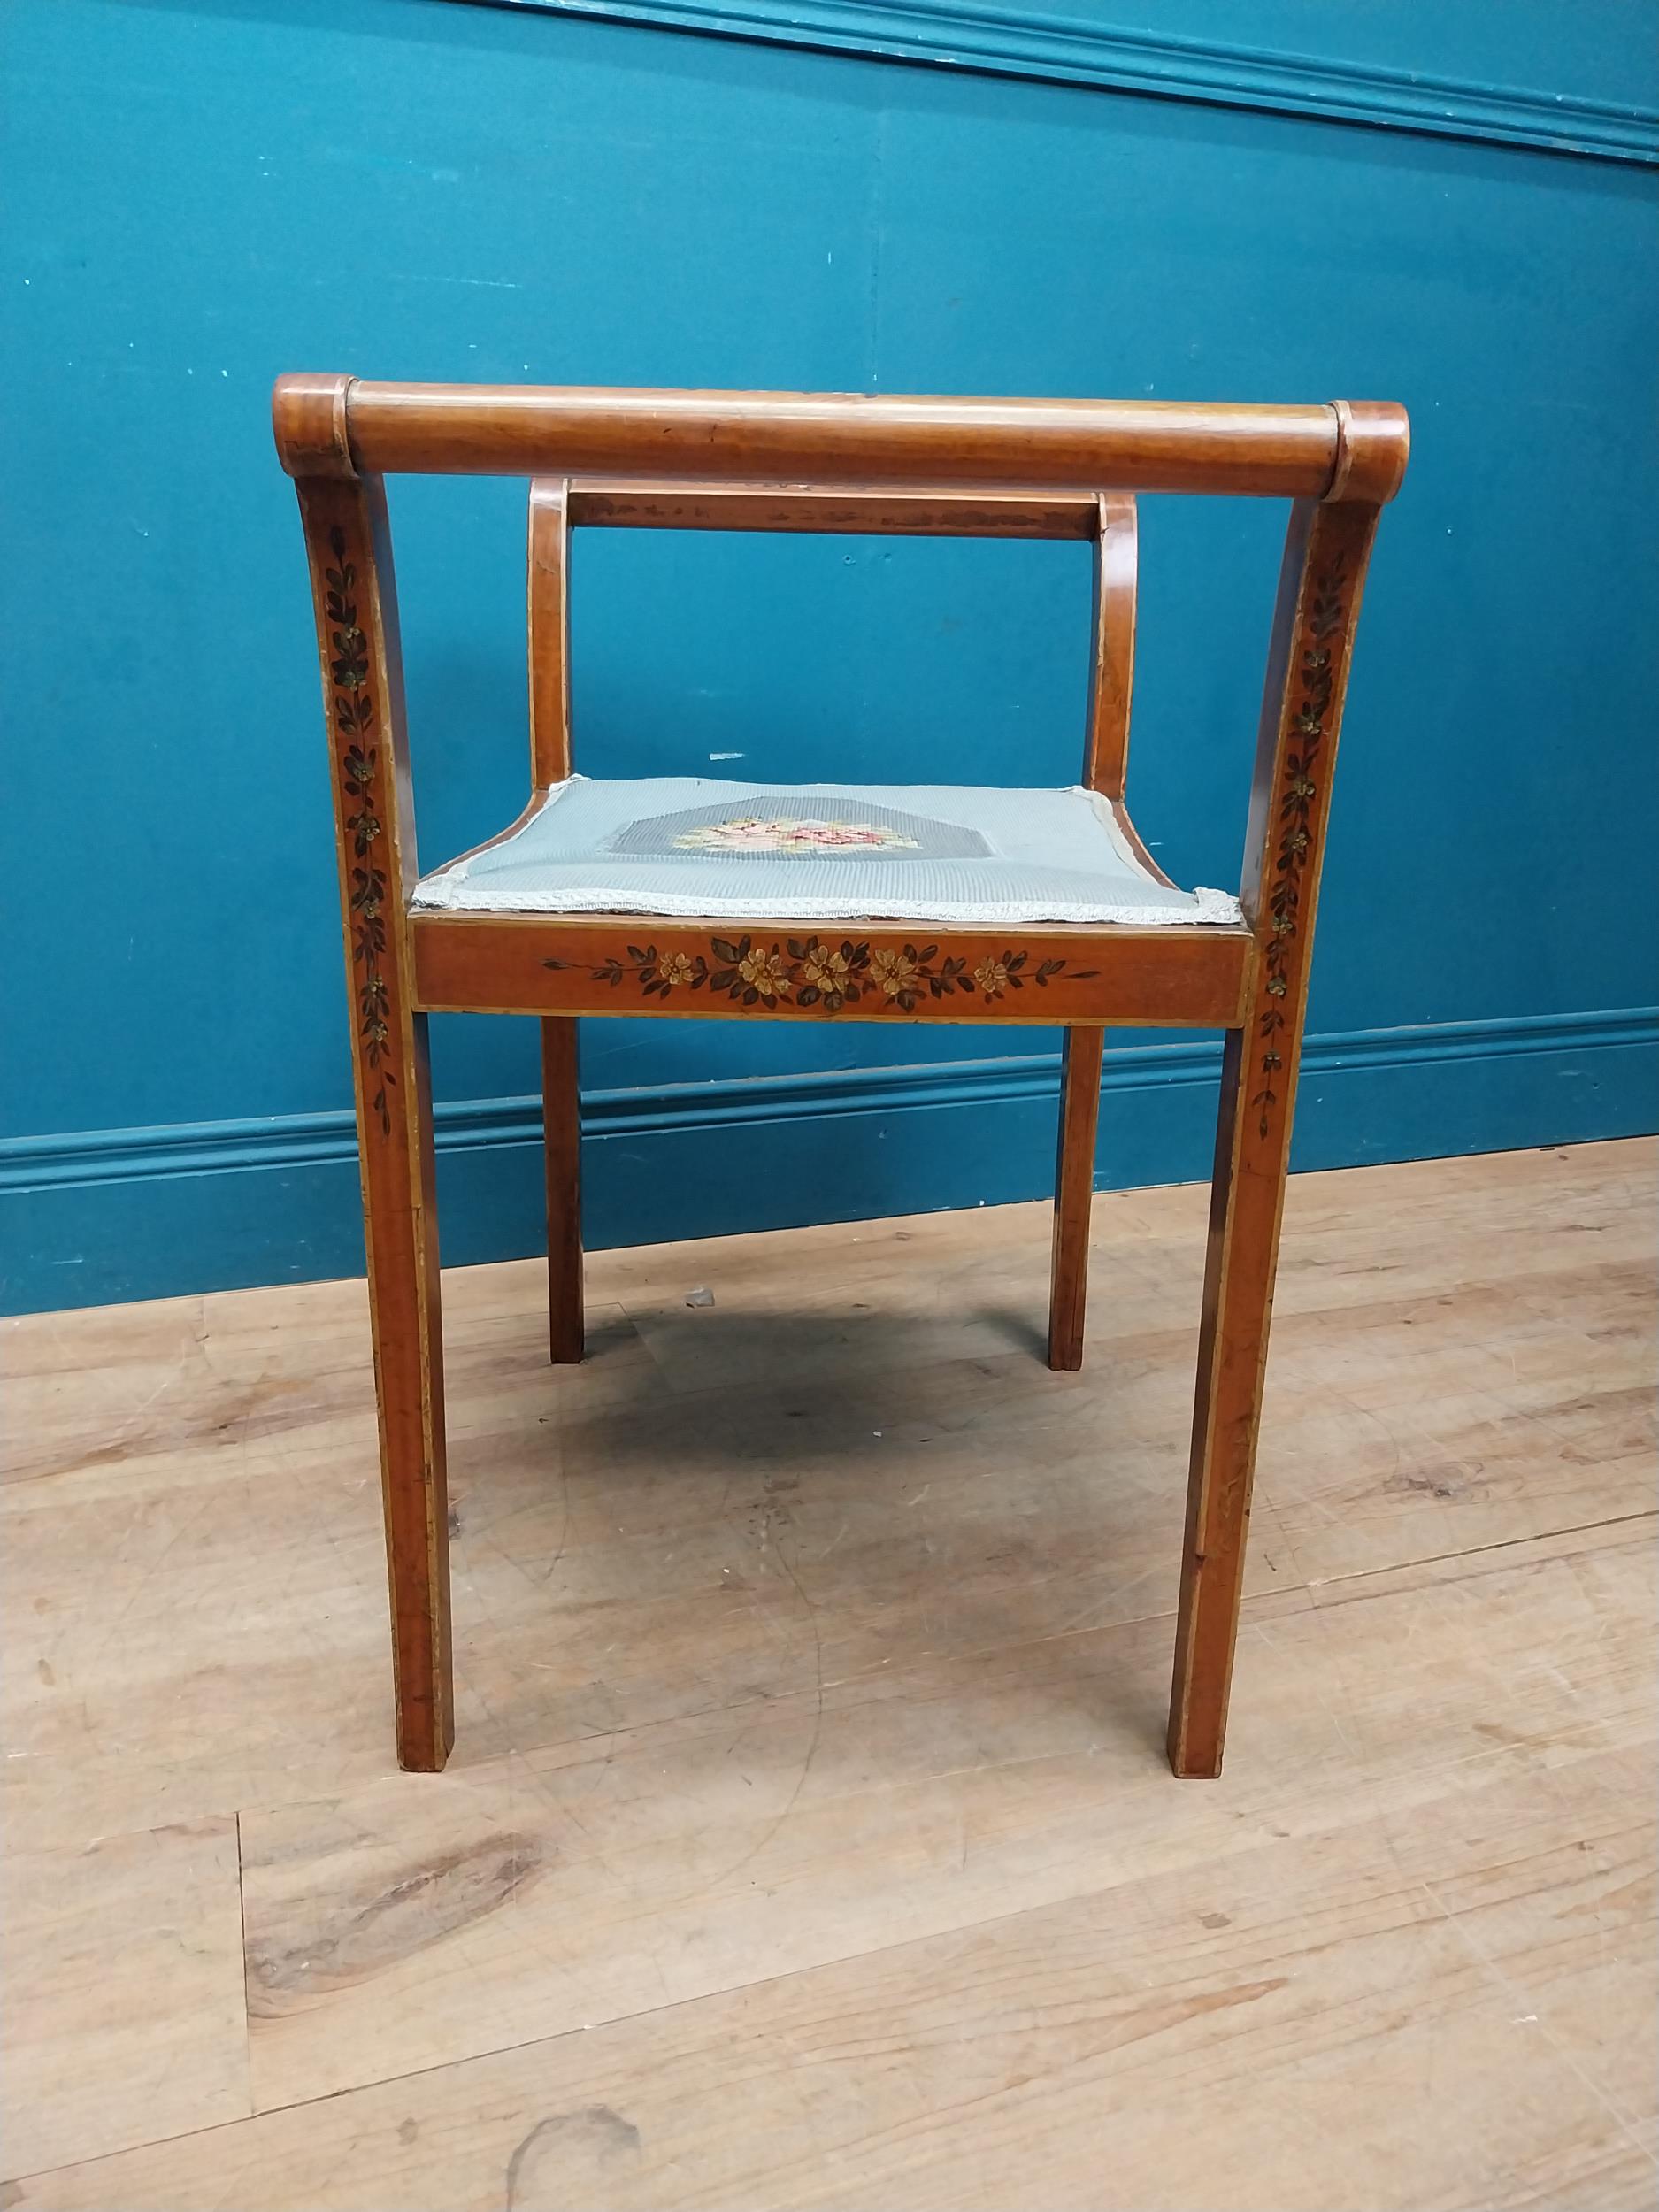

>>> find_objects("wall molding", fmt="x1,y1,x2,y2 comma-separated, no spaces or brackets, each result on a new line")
467,0,1659,165
5,1006,1653,1195
5,1005,1654,1313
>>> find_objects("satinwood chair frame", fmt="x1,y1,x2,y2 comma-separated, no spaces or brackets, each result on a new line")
275,376,1409,1779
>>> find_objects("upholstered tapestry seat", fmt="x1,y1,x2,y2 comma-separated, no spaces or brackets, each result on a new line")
412,775,1240,927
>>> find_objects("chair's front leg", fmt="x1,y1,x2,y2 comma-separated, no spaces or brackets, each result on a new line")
358,1012,454,1771
541,1015,585,1363
294,453,454,1772
1048,1025,1104,1371
1168,494,1382,1778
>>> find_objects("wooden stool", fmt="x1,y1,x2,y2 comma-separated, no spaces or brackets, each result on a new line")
275,378,1408,1778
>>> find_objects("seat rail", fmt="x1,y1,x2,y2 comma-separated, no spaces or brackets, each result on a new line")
409,909,1254,1030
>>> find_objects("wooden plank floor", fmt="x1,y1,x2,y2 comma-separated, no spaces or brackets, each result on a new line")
3,1139,1654,2209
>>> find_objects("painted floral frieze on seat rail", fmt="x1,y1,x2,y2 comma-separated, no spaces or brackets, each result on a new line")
545,935,1096,1012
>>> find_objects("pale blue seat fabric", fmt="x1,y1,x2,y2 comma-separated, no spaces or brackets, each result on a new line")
411,776,1240,927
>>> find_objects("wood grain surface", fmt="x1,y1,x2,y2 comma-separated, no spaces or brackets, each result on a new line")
2,1141,1652,2208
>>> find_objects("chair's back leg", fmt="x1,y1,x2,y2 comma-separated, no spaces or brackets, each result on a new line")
1168,495,1382,1778
528,479,585,1363
541,1016,585,1363
294,461,454,1772
1048,494,1137,1368
1048,1025,1105,1370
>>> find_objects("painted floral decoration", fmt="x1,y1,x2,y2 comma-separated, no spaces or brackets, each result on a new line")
547,935,1092,1013
1252,546,1349,1140
325,525,396,1136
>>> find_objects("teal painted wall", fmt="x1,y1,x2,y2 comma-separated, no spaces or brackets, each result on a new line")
4,0,1656,1310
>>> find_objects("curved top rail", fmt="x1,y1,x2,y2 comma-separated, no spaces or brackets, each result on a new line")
273,378,1409,503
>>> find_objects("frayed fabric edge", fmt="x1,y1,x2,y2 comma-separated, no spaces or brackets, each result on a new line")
409,878,1244,928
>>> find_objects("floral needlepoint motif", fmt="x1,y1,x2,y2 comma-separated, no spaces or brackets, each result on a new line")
672,814,920,854
545,936,1095,1015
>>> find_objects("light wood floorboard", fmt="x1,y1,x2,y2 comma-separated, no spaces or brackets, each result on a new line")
3,1140,1654,2208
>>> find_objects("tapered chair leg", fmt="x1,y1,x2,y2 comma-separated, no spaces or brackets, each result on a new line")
1048,1025,1104,1371
541,1015,584,1363
1165,496,1383,1777
358,1013,455,1773
293,458,455,1775
1168,1027,1293,1778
